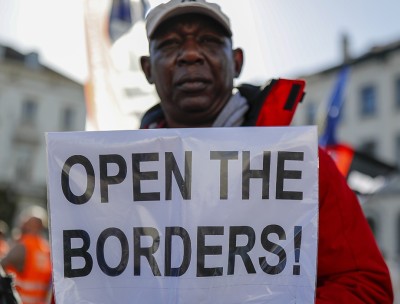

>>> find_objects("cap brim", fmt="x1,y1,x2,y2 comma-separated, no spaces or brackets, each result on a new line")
147,3,232,38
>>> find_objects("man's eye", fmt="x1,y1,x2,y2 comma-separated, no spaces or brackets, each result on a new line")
158,39,180,49
200,36,222,45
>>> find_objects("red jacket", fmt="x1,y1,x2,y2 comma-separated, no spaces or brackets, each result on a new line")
141,78,394,303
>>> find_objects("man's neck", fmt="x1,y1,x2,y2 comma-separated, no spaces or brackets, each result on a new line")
165,113,216,128
166,119,214,128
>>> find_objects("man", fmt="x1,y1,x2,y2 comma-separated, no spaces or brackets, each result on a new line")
1,206,52,304
0,264,22,304
139,0,393,303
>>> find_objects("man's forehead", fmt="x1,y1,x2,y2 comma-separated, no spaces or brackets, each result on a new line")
151,13,230,39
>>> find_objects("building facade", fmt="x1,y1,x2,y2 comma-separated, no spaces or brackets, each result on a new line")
292,38,400,299
0,44,86,226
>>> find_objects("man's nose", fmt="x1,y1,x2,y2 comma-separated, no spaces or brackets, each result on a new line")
177,38,204,65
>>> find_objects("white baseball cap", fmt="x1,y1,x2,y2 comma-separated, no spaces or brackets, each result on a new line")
145,0,232,39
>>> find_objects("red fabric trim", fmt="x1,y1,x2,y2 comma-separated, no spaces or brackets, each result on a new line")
256,79,305,126
324,143,355,177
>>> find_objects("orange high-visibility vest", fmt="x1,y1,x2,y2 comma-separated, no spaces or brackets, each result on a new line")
6,234,52,304
0,238,9,258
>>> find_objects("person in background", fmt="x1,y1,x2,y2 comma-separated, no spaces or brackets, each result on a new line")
138,0,394,302
0,263,22,304
0,220,9,259
1,206,52,304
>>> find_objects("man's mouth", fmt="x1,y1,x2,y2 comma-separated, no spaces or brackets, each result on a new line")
176,77,210,92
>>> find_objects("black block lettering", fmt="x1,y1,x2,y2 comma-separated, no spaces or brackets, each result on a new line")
276,151,304,200
61,155,95,205
133,227,161,276
63,230,93,278
197,226,224,277
259,225,287,275
99,154,127,203
165,152,192,200
132,153,160,201
96,228,129,276
242,151,271,200
165,227,191,276
210,151,238,200
228,226,256,275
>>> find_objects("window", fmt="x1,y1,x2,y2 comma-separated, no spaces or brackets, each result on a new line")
396,135,400,169
61,108,75,131
360,85,376,117
14,145,34,181
395,77,400,110
21,99,38,124
305,102,317,125
367,216,377,237
339,98,345,123
396,214,400,256
359,140,376,157
365,211,381,243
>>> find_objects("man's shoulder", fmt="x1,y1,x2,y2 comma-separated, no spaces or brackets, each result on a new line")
140,103,164,129
239,78,306,127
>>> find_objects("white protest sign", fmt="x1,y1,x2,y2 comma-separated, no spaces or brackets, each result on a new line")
46,127,318,304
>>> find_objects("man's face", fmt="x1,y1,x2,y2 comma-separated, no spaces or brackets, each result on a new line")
141,14,243,127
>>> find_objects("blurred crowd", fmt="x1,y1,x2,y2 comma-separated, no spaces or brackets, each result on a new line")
0,206,52,304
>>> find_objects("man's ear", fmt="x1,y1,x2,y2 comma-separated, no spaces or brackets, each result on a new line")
140,56,154,84
233,48,244,78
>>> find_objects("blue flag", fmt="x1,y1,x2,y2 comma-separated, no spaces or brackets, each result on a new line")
109,0,150,42
109,0,133,42
319,66,351,146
